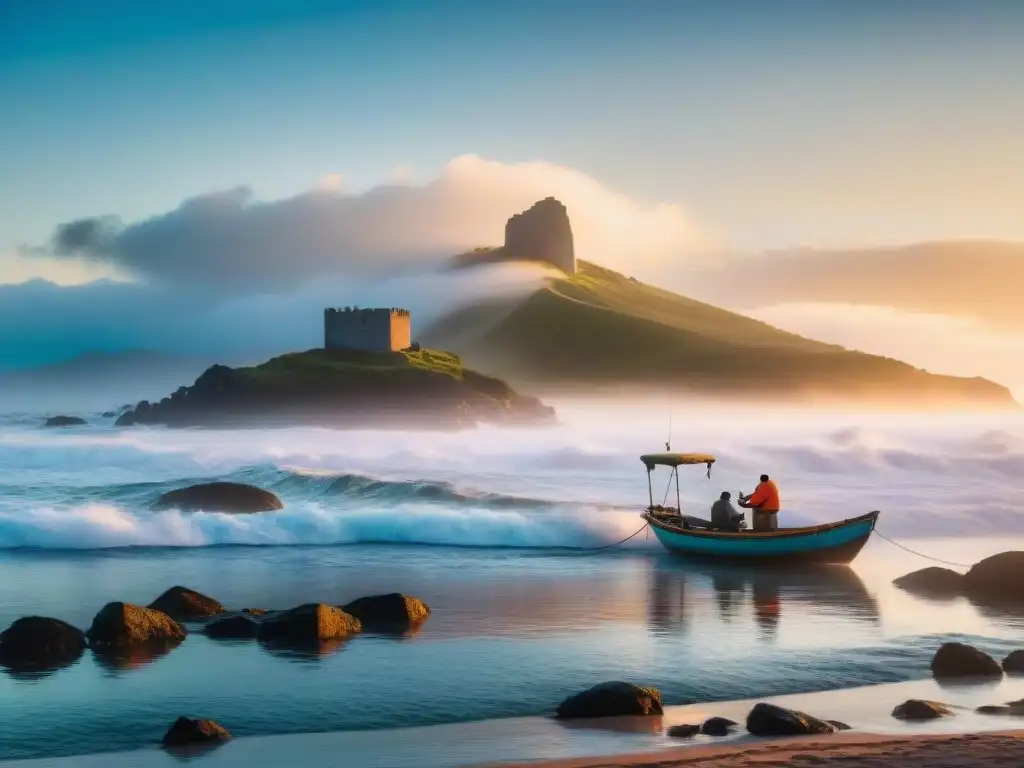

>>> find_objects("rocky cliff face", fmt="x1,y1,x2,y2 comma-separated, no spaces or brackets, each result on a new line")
503,197,575,274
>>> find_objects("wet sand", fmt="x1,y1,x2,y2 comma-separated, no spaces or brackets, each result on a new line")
487,731,1024,767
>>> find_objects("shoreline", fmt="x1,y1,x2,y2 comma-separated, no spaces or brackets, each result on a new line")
485,731,1024,768
7,676,1024,767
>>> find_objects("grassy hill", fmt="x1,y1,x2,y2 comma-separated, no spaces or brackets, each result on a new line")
422,260,1015,407
115,348,556,429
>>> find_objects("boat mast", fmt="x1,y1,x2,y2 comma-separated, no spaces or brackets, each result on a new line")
674,466,681,513
647,468,654,510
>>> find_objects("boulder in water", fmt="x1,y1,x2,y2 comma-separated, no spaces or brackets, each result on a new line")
44,415,87,427
162,717,232,747
892,700,955,720
976,702,1024,716
0,616,87,671
892,567,964,597
152,482,283,513
203,615,260,640
701,717,738,736
666,724,699,739
257,604,361,644
555,681,663,719
964,552,1024,604
148,586,225,621
745,703,839,736
86,602,186,647
342,593,430,630
1003,650,1024,674
930,642,1003,679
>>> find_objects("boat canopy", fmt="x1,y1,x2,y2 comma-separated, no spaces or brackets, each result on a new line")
640,452,716,470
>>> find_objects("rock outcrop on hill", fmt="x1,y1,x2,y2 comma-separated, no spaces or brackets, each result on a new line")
503,197,575,274
450,196,576,275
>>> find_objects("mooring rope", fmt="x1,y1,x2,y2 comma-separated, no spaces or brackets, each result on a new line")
581,522,651,552
871,529,971,569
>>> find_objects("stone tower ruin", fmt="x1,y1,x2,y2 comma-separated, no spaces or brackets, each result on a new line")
323,307,412,352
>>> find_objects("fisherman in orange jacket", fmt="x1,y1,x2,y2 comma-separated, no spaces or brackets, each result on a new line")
739,474,781,532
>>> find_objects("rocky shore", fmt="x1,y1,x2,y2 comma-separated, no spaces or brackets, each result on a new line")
487,732,1024,768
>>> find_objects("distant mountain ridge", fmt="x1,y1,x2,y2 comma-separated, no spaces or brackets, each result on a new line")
423,257,1015,408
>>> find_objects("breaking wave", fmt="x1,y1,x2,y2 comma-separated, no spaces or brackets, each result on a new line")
1,403,1023,550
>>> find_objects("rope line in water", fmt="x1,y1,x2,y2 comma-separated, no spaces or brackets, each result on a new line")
583,522,650,551
871,529,970,569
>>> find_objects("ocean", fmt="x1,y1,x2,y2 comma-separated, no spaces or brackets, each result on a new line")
1,401,1023,763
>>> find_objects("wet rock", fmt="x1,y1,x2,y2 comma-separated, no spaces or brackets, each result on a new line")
964,552,1024,605
203,615,260,640
930,642,1003,679
256,603,361,644
242,608,267,616
1003,650,1024,674
976,703,1024,716
162,717,232,747
828,720,852,731
892,567,964,597
667,724,700,739
701,717,738,736
0,616,87,671
148,586,225,621
745,703,839,736
101,411,116,418
555,682,663,719
892,700,955,720
44,415,87,427
342,593,430,630
153,482,283,514
86,602,187,648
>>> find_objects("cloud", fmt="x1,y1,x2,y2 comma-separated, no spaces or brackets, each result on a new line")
0,261,554,372
687,241,1024,331
752,302,1024,397
38,154,704,292
52,216,122,257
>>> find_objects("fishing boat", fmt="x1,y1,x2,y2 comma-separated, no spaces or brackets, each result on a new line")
639,451,878,565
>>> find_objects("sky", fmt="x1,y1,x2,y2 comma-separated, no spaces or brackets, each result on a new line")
1,0,1023,392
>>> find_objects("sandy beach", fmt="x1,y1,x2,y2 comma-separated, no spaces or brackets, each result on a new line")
489,731,1024,768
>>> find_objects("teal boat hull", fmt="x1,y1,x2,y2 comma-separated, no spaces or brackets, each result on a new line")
644,511,879,565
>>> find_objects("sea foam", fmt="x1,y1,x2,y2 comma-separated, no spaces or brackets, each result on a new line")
1,402,1022,549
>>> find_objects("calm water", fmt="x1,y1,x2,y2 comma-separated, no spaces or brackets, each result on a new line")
1,404,1023,760
1,539,1023,760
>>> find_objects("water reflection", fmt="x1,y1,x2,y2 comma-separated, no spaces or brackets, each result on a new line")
91,640,183,674
1,651,85,682
646,556,880,638
257,636,351,663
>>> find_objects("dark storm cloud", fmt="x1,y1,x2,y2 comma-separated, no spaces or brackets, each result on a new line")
52,216,122,257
